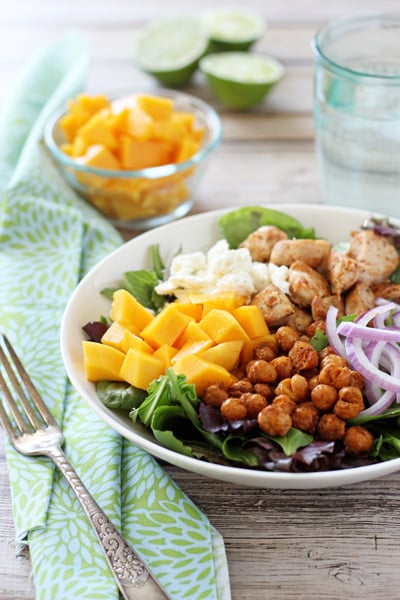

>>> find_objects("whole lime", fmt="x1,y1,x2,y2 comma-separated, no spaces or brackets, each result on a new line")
200,52,285,109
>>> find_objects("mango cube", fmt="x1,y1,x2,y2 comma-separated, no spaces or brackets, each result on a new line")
82,341,125,381
110,289,154,334
120,348,165,390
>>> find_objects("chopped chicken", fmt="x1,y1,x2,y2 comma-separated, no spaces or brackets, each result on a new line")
344,281,375,316
287,260,331,307
270,239,332,269
251,283,294,328
371,282,400,302
239,225,288,262
286,305,313,333
327,251,359,295
311,294,345,321
347,230,399,285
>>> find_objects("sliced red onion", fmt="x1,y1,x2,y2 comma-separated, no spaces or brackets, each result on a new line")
325,305,346,357
337,321,400,342
359,389,396,416
344,336,400,393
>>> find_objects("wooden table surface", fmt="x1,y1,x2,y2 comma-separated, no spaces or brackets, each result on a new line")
2,1,400,599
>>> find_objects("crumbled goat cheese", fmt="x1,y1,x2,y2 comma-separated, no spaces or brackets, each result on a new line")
155,239,289,298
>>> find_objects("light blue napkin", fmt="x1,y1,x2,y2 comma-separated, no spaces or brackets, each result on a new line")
0,32,230,600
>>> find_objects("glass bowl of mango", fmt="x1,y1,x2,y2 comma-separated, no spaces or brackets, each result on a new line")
44,90,222,229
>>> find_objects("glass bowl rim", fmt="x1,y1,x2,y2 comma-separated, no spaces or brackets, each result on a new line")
43,89,222,180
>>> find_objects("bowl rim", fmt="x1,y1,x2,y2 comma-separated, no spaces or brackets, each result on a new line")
43,89,222,180
60,203,400,489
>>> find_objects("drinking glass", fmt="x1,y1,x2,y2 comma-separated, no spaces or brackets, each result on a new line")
312,15,400,217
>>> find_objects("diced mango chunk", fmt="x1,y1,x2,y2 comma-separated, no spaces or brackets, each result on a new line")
174,320,212,348
82,341,125,381
232,305,269,338
137,95,174,121
120,348,165,390
199,309,251,344
140,304,191,348
170,339,214,364
200,340,243,371
172,354,236,396
101,321,153,354
110,289,154,333
119,137,173,170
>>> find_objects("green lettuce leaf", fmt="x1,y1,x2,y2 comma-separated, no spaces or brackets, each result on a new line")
218,206,315,248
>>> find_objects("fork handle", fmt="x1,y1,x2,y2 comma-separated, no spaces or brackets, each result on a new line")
46,446,171,600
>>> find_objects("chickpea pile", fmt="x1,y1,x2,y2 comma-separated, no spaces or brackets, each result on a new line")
202,323,374,456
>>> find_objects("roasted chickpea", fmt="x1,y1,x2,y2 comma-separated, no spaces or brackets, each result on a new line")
272,394,296,416
349,370,365,389
308,374,320,391
306,320,326,338
220,397,247,421
319,346,337,362
319,364,352,389
230,366,246,379
275,378,296,401
254,342,277,362
311,384,338,412
246,359,277,384
271,356,294,380
257,405,292,437
320,354,348,369
275,326,300,352
333,386,364,420
241,393,268,418
203,385,229,408
343,425,374,455
317,413,346,441
290,374,309,403
229,379,253,397
292,402,319,434
253,383,274,400
288,341,319,372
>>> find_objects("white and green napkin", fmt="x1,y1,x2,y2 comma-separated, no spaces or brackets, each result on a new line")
0,32,230,600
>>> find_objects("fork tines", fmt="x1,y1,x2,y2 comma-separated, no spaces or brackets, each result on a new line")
0,334,57,436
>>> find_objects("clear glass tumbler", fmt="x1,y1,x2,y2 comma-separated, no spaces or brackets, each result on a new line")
312,15,400,217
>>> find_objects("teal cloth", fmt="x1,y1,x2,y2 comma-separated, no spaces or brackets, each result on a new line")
0,32,230,600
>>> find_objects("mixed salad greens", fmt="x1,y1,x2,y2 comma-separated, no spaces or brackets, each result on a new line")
84,206,400,472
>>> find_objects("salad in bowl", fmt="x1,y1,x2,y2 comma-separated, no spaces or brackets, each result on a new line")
61,204,400,489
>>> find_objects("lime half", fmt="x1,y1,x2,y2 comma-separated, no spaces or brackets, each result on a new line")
200,52,285,110
134,17,209,86
201,7,265,52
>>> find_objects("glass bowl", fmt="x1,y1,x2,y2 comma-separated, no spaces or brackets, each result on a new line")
44,89,222,230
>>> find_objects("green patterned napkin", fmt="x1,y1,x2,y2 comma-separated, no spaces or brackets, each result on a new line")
0,32,230,600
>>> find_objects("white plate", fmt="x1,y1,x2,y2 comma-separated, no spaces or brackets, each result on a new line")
60,203,400,489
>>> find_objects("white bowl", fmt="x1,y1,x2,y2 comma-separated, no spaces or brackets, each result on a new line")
60,203,400,489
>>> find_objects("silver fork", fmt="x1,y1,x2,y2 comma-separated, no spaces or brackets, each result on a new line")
0,333,171,600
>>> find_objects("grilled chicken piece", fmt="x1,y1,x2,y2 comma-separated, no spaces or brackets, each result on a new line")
347,230,399,285
286,305,314,333
311,294,345,321
287,260,331,307
345,281,375,316
239,225,288,262
327,251,359,295
371,282,400,302
251,283,294,328
270,239,332,269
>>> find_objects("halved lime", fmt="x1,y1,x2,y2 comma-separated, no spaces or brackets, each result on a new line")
201,7,265,52
200,52,285,110
133,17,209,86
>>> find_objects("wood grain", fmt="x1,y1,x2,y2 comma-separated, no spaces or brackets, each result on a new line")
2,1,400,598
